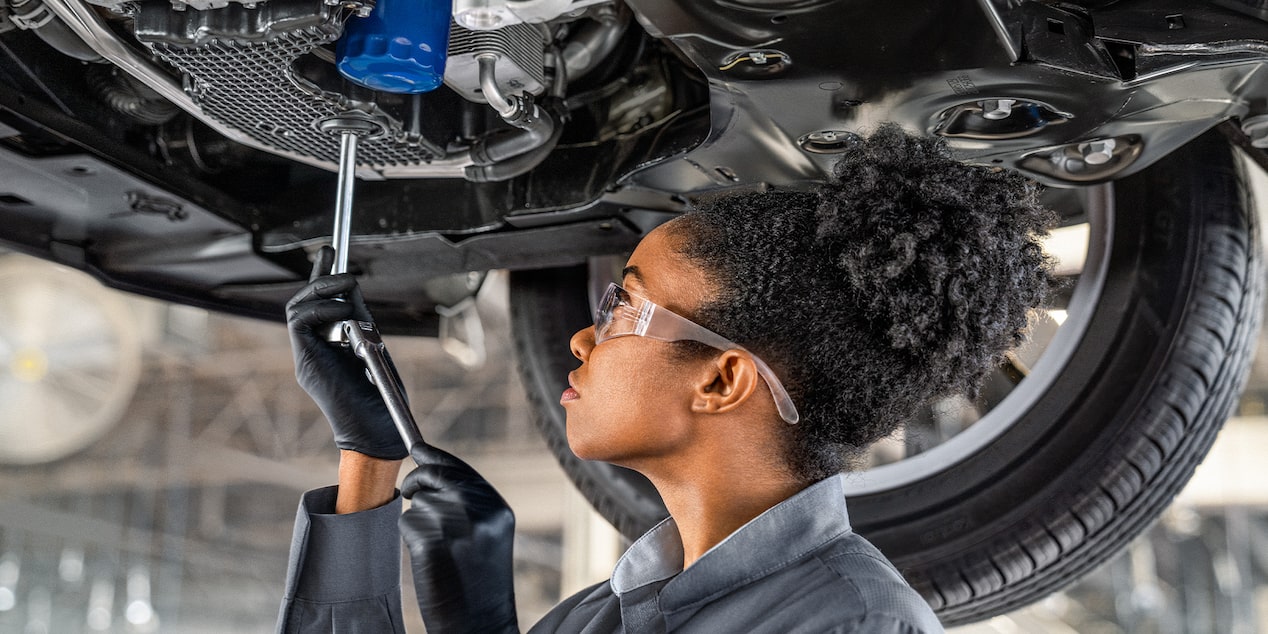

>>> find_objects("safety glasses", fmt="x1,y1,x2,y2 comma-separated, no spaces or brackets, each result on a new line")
594,282,800,424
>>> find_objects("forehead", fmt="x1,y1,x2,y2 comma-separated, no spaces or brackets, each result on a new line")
622,222,714,317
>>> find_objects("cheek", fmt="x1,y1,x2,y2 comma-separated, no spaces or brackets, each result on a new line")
564,350,691,462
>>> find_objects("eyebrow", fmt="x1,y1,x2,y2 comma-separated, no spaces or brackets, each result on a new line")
621,265,645,285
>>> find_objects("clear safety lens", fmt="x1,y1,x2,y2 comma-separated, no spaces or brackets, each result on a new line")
594,283,653,344
592,283,800,424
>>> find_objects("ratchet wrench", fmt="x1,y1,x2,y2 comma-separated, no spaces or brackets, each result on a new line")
322,115,427,457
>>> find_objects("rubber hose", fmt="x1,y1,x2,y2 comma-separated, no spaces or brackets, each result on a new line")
561,5,630,82
464,107,565,182
468,100,556,166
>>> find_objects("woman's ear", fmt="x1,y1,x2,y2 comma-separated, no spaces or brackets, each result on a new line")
691,350,760,416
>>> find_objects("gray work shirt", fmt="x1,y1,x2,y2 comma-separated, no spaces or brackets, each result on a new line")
529,475,942,633
277,476,942,633
276,486,406,633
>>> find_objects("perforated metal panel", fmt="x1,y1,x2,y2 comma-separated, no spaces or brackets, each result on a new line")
136,2,440,170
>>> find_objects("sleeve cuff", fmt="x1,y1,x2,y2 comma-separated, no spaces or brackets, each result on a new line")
282,485,403,603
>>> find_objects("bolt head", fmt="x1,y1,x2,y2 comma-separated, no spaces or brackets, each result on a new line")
979,99,1017,120
317,115,386,139
1079,139,1117,165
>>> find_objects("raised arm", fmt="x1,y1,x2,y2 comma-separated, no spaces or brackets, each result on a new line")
277,246,409,632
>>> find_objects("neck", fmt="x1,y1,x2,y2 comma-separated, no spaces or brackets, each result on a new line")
639,444,804,568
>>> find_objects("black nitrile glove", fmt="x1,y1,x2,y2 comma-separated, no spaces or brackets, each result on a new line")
286,246,408,460
400,443,519,634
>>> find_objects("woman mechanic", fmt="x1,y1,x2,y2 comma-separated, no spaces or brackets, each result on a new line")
276,124,1055,633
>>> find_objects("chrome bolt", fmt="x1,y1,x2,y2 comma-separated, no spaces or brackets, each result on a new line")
749,51,769,65
1078,139,1117,165
1051,153,1087,174
979,99,1017,120
799,130,859,154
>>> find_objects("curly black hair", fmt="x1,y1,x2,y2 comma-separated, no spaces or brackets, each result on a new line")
670,123,1057,482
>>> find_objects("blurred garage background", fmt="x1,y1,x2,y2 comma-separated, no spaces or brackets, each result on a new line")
1,159,1266,633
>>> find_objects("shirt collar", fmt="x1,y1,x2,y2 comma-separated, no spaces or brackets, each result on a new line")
610,474,853,612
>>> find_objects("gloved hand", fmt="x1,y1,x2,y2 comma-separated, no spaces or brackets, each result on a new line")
286,246,408,460
400,443,519,634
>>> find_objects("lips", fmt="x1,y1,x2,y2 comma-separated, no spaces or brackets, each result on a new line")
561,373,580,404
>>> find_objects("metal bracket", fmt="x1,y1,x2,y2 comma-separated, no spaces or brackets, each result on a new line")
9,0,55,30
437,297,486,369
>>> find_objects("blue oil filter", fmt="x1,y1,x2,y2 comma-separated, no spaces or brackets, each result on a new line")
336,0,453,93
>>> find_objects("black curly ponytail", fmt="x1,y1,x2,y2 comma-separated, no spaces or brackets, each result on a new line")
671,123,1057,482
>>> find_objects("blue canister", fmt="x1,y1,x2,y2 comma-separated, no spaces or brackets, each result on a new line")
336,0,453,93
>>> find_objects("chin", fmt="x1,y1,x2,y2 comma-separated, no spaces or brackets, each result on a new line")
564,421,612,463
563,415,593,459
566,441,604,462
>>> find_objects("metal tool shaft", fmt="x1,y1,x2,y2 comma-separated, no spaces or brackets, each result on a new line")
330,130,359,276
345,320,426,455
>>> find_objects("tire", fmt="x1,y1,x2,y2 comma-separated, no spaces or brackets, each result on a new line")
508,128,1263,625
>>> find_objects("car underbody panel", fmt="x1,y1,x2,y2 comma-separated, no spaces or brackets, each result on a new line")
1,0,1267,333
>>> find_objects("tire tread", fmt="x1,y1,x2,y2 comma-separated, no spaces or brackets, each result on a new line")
934,133,1263,623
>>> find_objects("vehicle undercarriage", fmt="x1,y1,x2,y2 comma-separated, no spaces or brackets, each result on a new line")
2,0,1267,623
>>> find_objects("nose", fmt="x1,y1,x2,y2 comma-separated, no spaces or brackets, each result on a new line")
570,325,595,362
